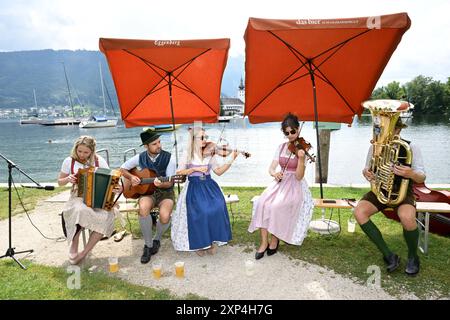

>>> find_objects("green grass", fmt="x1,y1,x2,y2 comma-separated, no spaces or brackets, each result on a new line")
0,260,203,300
0,186,64,220
121,186,450,298
222,186,450,299
0,186,203,300
1,186,449,299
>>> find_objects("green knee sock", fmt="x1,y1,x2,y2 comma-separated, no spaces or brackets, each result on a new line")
403,228,419,259
360,220,392,258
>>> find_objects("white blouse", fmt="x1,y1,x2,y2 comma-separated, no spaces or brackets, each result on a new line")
60,155,109,174
177,151,222,171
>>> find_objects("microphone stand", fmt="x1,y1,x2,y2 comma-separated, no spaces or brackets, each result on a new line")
0,153,40,270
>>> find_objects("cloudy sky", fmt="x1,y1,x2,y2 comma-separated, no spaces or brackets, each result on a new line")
1,0,449,86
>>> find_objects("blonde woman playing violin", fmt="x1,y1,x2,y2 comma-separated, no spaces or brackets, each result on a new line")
171,126,239,256
248,113,314,260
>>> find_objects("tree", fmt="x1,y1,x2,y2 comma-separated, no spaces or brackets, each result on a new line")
404,75,433,114
385,81,405,99
424,81,446,115
443,78,450,115
370,81,405,100
370,76,449,116
371,87,389,99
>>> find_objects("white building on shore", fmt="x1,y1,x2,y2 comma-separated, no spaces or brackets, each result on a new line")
220,77,245,116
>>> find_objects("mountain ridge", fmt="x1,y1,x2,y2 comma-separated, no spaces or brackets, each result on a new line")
0,49,244,109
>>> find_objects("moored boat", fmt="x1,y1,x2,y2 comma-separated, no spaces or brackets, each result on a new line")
20,116,44,125
40,117,81,126
20,89,44,124
79,116,118,128
218,116,233,122
145,124,182,132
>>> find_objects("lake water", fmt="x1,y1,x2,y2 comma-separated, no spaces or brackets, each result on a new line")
0,116,449,186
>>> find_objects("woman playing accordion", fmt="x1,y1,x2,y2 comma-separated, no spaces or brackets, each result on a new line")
58,136,121,265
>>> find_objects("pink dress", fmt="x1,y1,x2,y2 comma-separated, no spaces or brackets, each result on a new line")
248,143,314,245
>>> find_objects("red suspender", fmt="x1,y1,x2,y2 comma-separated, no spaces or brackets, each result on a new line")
71,155,99,175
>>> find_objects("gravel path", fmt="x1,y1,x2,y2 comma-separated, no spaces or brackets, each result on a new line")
0,197,419,300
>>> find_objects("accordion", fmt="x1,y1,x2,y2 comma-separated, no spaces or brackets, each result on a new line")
77,167,121,211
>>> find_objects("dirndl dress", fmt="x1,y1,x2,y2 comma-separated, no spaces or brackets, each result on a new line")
171,163,232,251
63,189,117,243
248,143,314,245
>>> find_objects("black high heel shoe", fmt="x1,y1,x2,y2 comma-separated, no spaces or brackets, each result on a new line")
255,245,269,260
267,240,279,256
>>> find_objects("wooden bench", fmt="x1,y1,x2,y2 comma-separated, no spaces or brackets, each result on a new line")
118,201,159,239
119,194,240,232
251,197,356,209
250,196,450,255
119,194,239,215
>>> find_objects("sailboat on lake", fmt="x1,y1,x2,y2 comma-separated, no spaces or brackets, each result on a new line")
20,89,44,124
79,63,118,128
41,62,81,126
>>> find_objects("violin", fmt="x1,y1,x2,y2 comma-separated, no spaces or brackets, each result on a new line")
202,142,251,159
288,137,316,163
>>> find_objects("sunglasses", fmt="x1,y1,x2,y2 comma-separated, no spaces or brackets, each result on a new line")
284,129,297,136
196,135,209,141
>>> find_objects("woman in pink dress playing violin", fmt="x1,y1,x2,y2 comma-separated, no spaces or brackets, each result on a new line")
248,113,314,260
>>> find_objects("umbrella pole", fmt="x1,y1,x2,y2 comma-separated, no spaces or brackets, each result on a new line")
308,62,324,199
168,73,181,194
307,62,340,235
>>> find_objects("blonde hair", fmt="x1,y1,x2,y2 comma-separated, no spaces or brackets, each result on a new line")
70,136,97,165
185,127,205,164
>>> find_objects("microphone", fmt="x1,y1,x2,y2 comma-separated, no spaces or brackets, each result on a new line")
22,185,55,191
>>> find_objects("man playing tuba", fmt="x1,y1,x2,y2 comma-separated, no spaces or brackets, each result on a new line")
354,107,426,276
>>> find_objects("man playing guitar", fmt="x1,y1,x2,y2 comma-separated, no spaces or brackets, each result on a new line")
120,129,176,264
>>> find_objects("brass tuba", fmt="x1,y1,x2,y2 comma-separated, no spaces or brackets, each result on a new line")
362,100,413,206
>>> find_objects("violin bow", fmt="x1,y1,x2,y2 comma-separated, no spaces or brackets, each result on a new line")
299,121,305,132
212,124,228,155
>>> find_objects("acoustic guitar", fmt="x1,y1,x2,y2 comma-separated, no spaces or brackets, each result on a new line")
122,168,186,199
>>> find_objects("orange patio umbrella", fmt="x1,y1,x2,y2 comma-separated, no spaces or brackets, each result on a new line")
100,37,229,168
244,12,410,198
99,37,230,127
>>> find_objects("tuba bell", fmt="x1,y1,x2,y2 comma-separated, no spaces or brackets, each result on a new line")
362,99,413,206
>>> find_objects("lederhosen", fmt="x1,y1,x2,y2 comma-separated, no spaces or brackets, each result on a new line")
361,139,416,211
138,150,175,205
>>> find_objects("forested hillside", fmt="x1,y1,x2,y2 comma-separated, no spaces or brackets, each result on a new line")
0,50,113,108
0,50,244,109
1,50,447,116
